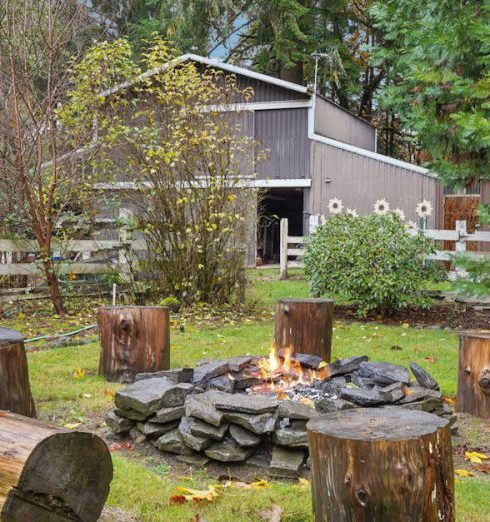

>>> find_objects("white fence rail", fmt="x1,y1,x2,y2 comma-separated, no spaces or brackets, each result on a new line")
279,217,490,280
0,239,147,277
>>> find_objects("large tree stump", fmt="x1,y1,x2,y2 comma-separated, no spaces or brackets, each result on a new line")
457,331,490,419
307,408,454,522
0,328,36,417
0,411,113,521
98,305,170,383
274,298,333,361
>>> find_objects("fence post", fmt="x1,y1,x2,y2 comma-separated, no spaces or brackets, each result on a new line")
279,218,288,280
454,220,468,278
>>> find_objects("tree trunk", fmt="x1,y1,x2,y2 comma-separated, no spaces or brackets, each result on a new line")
43,259,66,316
274,298,333,362
457,331,490,419
98,305,170,383
0,412,112,521
307,408,455,522
0,327,36,417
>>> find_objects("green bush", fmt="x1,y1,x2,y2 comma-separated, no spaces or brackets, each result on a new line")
303,214,436,316
159,296,181,312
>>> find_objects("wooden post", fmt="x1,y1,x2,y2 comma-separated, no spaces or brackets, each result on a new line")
457,331,490,419
0,328,36,417
0,412,112,521
279,218,288,280
274,298,333,361
307,409,455,522
98,306,170,383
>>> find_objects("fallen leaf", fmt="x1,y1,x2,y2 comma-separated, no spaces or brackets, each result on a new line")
189,516,207,522
402,322,410,329
174,485,220,503
472,464,490,474
423,356,437,363
298,478,310,486
63,422,81,429
455,469,474,478
72,368,86,379
169,495,186,505
299,397,314,407
108,441,134,452
259,503,283,522
249,479,271,489
465,451,489,464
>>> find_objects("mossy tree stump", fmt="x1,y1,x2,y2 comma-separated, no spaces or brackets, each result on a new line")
307,408,454,522
98,306,170,383
0,412,113,521
0,327,36,417
274,298,333,361
457,331,490,419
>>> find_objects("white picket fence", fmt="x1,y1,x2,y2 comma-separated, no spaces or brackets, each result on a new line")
0,238,146,278
279,217,490,280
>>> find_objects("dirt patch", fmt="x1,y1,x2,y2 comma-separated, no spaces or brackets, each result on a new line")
335,303,490,330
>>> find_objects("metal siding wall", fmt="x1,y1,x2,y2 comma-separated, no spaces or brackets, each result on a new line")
309,141,439,227
255,109,310,179
237,76,309,102
314,98,376,151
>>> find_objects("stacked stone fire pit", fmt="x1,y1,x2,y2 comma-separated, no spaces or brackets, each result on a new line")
106,352,455,478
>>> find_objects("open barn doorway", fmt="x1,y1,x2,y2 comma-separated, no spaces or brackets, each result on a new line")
258,188,304,264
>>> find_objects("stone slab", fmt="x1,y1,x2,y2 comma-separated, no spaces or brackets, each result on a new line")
328,356,369,377
278,400,317,420
215,394,279,414
152,406,185,424
190,418,229,441
358,361,410,385
154,429,193,455
184,391,227,427
225,411,277,435
204,438,253,462
105,411,134,434
229,424,261,448
410,362,439,390
269,446,305,478
178,416,212,451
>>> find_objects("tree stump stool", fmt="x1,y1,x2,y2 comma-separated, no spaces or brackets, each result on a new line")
98,306,170,383
0,327,36,417
275,298,333,361
457,331,490,419
0,411,113,521
307,408,454,522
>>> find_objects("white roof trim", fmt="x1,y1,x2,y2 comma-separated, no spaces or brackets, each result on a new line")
92,178,311,190
101,53,309,98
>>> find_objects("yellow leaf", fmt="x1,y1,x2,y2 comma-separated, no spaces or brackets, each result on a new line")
72,368,86,379
64,422,81,430
249,479,271,489
318,361,328,368
402,322,410,329
298,478,310,486
455,469,474,478
465,451,489,464
174,485,220,502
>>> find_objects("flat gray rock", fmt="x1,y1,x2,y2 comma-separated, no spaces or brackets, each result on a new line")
328,356,368,377
190,418,229,441
226,356,258,372
105,411,134,433
340,387,385,406
269,446,305,478
152,406,185,424
184,391,227,427
410,362,439,390
229,424,261,448
208,375,234,393
225,411,277,435
277,350,324,369
136,420,179,438
379,382,405,403
315,397,356,413
178,416,212,451
154,429,193,455
114,407,148,421
135,368,194,383
233,370,262,390
215,394,279,414
274,428,308,448
204,438,253,462
397,395,442,413
399,387,442,404
115,378,194,416
358,361,410,385
129,427,147,444
278,400,317,420
176,453,210,466
193,360,229,387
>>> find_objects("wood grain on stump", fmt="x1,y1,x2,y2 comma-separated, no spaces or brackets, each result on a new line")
0,328,36,417
307,408,454,522
0,412,113,521
275,298,333,361
457,331,490,419
98,306,170,383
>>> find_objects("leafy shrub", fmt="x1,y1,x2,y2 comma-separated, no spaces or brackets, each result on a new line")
159,296,181,312
303,214,436,316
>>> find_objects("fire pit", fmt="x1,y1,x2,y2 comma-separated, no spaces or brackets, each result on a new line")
106,349,455,477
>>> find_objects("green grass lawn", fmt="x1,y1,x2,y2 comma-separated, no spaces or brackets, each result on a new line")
5,270,490,521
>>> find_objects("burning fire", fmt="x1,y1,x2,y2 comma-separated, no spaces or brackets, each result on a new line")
250,346,327,396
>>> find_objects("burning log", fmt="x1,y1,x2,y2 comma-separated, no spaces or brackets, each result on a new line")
275,298,333,362
0,328,36,417
457,331,490,419
98,306,170,383
307,408,454,522
0,412,112,521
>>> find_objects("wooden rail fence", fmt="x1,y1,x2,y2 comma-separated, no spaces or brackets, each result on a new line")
279,217,490,280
